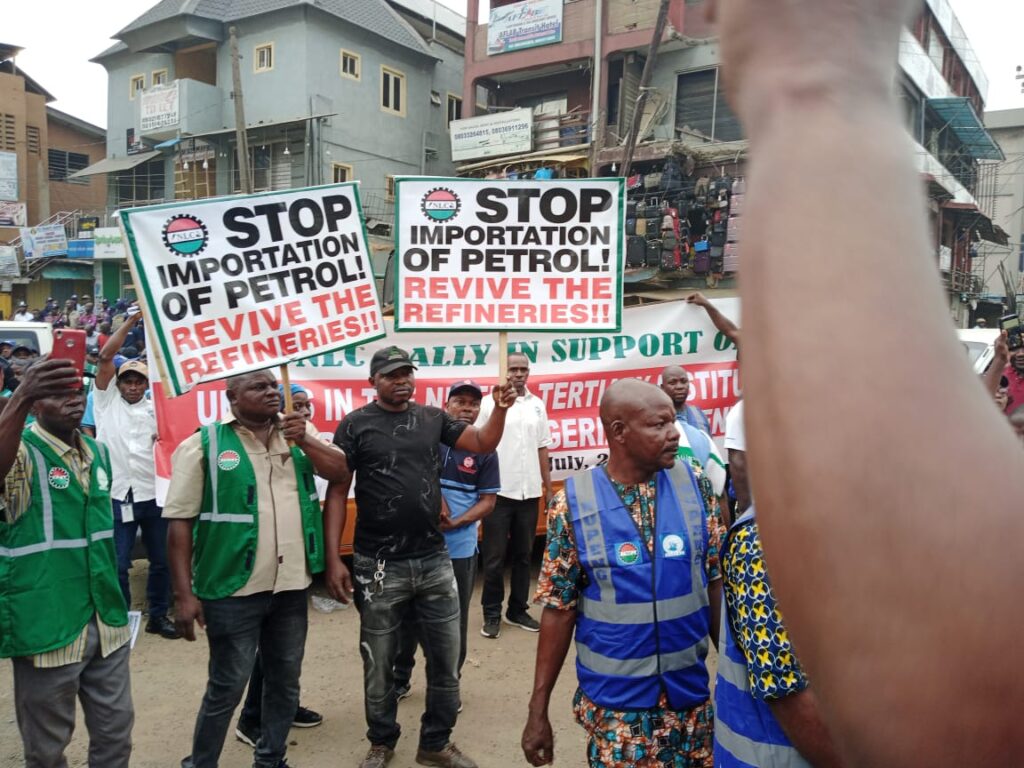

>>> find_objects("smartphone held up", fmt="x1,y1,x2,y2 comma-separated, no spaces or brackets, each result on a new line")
51,329,88,382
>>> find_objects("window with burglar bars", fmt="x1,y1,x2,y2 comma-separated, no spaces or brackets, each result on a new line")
1,114,15,151
48,149,90,184
26,126,40,154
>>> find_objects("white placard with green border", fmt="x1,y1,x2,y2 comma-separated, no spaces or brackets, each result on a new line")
119,183,385,396
393,177,624,333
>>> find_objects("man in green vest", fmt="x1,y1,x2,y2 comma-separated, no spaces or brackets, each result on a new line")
165,369,348,768
0,356,134,768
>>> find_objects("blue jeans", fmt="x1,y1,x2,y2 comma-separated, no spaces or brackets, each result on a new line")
181,589,308,768
113,498,170,619
394,554,477,687
354,550,460,752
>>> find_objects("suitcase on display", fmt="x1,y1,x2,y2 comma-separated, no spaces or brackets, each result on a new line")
636,218,647,236
646,240,662,267
693,252,711,274
625,217,637,236
627,235,646,267
646,216,662,234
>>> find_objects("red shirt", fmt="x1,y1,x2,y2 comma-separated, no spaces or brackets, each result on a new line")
1003,364,1024,415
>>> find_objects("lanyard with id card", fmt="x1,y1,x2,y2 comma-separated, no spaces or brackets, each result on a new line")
120,488,134,523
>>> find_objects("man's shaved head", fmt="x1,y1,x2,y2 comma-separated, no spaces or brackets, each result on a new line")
659,365,692,411
600,379,679,479
601,379,674,428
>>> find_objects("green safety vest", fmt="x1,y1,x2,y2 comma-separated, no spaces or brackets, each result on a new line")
0,429,127,658
193,423,324,600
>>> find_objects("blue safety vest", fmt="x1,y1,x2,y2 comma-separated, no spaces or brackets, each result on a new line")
566,464,711,710
714,508,811,767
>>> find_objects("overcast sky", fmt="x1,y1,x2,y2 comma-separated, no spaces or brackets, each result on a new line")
4,0,1021,130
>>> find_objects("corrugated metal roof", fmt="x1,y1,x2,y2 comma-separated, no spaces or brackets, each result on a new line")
112,0,433,57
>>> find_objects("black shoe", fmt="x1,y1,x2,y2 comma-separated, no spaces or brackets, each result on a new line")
395,683,412,701
145,615,180,639
480,617,501,639
235,718,259,748
505,610,540,632
291,705,323,728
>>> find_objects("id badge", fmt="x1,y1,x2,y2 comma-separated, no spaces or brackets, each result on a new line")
120,500,134,523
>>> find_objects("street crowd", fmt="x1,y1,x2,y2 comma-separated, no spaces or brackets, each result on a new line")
4,1,1024,767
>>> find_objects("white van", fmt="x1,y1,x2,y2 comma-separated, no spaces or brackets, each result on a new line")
0,322,54,355
957,327,1000,374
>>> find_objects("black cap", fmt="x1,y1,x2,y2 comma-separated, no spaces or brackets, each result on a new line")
447,379,482,399
370,346,416,377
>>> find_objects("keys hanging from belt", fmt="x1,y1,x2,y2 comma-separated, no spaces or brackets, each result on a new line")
373,559,386,595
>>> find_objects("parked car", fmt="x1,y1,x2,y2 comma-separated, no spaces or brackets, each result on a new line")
0,322,54,356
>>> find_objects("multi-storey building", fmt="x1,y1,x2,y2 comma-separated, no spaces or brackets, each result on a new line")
457,0,1004,322
982,108,1024,312
82,0,467,230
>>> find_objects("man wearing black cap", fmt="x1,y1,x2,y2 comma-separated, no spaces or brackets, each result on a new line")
393,379,500,703
324,347,516,768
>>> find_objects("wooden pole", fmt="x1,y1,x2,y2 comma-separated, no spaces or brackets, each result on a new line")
229,26,252,194
280,363,294,413
620,0,672,181
498,331,509,386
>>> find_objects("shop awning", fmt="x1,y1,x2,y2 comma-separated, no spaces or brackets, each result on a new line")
41,262,94,280
942,201,1010,246
456,144,590,175
68,151,162,179
928,98,1005,161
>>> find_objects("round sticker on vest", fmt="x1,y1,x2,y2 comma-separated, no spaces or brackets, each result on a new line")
616,541,641,566
662,534,686,558
48,467,71,490
217,450,241,471
96,467,110,492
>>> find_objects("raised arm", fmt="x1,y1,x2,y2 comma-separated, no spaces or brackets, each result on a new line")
719,0,1024,762
95,311,142,391
281,414,350,484
455,382,517,453
686,292,740,346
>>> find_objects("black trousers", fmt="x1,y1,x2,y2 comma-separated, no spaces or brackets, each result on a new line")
480,496,539,620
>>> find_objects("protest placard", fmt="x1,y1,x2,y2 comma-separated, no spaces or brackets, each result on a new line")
394,177,624,332
120,184,385,396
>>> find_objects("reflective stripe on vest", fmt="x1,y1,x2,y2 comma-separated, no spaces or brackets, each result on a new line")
203,423,254,526
569,464,710,710
0,446,93,557
714,507,811,768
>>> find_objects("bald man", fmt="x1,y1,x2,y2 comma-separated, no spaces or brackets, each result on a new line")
522,379,725,768
660,365,711,435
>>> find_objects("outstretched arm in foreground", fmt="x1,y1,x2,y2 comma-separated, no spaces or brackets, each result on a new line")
717,0,1024,763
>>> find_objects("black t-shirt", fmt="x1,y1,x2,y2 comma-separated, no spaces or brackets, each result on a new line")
334,401,468,559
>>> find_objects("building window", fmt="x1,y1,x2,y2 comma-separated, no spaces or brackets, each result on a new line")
381,67,406,116
48,149,90,184
385,174,395,201
26,126,40,154
341,50,360,80
447,95,462,128
674,68,743,143
115,158,165,205
152,69,168,87
1,113,14,150
130,74,146,99
255,43,274,73
332,163,354,183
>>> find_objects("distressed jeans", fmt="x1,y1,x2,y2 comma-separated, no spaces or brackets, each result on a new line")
181,589,308,768
394,554,477,687
354,550,460,752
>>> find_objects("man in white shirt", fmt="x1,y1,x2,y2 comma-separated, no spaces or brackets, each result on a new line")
94,312,179,639
13,302,34,322
476,352,553,638
724,400,751,515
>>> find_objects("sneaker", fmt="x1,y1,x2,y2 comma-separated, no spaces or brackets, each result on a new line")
504,610,540,632
395,683,412,701
480,617,501,639
416,742,478,768
359,745,395,768
292,705,323,728
235,718,259,748
145,615,181,639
